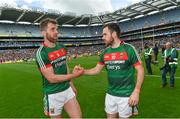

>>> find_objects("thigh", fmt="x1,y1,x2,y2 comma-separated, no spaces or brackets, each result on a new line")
64,97,82,118
63,87,81,118
162,67,168,74
105,94,118,116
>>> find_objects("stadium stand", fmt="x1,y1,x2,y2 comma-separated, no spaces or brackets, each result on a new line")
0,0,180,64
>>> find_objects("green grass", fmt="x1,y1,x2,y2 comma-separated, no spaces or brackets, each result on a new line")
0,54,179,118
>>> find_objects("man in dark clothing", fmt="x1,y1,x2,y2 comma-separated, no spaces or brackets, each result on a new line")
153,43,159,63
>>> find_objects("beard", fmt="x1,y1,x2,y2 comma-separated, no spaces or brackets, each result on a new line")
46,33,57,43
105,37,114,47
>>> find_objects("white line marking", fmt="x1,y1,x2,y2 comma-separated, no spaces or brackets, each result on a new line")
145,75,180,79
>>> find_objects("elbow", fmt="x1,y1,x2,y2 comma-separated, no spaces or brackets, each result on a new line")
137,65,145,75
46,75,57,83
141,66,144,73
141,66,145,76
96,70,101,74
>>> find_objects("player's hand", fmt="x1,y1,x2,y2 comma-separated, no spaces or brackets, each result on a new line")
74,64,82,71
73,64,84,77
128,89,140,106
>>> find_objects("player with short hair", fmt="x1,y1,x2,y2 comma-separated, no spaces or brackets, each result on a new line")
75,23,144,118
36,18,83,118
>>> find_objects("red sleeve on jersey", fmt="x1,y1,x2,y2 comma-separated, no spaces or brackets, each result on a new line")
133,61,142,67
40,64,52,71
45,64,52,68
98,62,104,65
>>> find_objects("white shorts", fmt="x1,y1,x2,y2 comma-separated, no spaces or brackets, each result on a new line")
105,93,138,118
43,87,75,116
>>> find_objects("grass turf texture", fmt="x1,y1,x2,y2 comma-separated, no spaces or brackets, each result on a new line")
0,53,180,118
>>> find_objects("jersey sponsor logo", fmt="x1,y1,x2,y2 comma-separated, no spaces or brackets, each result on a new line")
48,48,67,61
107,65,121,70
54,60,66,68
104,52,128,61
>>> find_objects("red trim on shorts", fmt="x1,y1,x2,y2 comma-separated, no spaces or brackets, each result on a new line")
44,111,50,117
132,112,138,116
133,61,142,67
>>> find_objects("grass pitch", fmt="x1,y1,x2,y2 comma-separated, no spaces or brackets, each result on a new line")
0,54,180,118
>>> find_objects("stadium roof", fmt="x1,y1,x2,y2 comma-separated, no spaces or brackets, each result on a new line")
0,0,179,26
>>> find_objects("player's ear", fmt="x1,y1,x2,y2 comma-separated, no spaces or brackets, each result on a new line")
112,31,117,38
41,30,46,36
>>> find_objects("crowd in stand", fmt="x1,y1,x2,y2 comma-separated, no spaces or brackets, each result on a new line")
0,49,36,64
0,45,105,64
0,41,40,47
0,36,179,64
129,35,180,53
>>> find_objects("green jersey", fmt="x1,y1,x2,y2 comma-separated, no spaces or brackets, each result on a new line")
99,41,142,97
36,43,70,94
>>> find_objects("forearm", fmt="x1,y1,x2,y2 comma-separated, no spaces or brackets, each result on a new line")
84,68,100,75
134,67,144,93
48,73,77,83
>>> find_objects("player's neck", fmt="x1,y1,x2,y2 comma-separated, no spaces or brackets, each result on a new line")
44,40,56,48
111,39,121,48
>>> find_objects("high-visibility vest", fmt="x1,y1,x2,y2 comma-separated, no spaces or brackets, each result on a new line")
144,48,152,59
164,48,178,67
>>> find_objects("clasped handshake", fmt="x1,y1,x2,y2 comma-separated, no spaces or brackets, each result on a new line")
72,64,85,77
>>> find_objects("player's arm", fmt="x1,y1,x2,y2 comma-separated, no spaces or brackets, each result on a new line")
128,45,144,106
134,64,144,94
83,50,105,75
66,61,78,95
41,67,82,83
128,63,144,106
84,63,104,75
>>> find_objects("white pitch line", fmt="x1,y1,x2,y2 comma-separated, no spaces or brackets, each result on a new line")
145,75,180,79
102,70,180,79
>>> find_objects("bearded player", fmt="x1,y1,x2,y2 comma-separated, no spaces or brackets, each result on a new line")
36,18,83,118
76,23,144,118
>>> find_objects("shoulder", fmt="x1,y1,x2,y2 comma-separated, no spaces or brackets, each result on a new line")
102,46,110,53
172,48,177,53
57,43,65,47
124,43,140,57
57,43,67,50
36,45,46,58
172,48,176,51
124,43,136,51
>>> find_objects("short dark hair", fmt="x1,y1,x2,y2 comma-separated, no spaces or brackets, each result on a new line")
40,18,57,31
103,23,121,37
